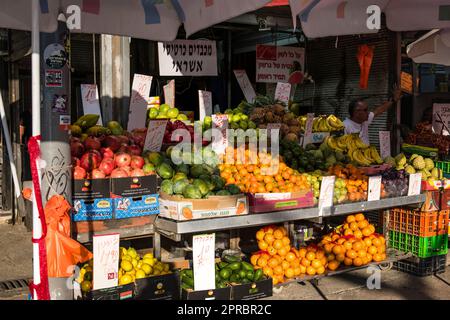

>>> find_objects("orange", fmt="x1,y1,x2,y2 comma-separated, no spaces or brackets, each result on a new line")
282,236,291,246
362,227,372,237
268,257,279,268
343,241,353,251
378,245,386,254
301,258,311,267
323,235,332,243
294,267,302,276
306,266,316,276
344,229,354,236
257,257,268,268
372,253,383,262
331,234,340,241
363,237,372,247
344,257,353,266
379,236,386,245
299,265,307,274
256,230,265,241
332,245,344,255
311,259,322,269
336,238,346,245
336,254,346,262
285,252,296,263
366,253,373,262
372,238,381,247
267,246,277,256
281,260,290,270
263,266,273,277
352,241,363,251
277,246,288,257
358,250,367,258
353,257,363,267
328,260,340,271
306,251,316,261
355,213,365,221
284,268,295,279
368,246,378,255
273,265,284,276
368,225,376,234
290,258,300,268
380,253,386,261
350,222,359,231
358,220,369,229
320,257,327,267
324,243,334,254
258,241,268,251
346,250,357,259
264,233,275,245
273,239,283,250
315,250,325,260
346,215,356,223
250,254,260,266
298,248,307,258
327,254,336,261
354,230,363,239
316,266,326,275
361,257,369,265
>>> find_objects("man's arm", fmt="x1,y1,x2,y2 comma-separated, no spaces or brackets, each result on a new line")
373,87,402,117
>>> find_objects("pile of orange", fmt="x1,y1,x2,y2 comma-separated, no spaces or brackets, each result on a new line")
219,148,311,194
319,213,387,270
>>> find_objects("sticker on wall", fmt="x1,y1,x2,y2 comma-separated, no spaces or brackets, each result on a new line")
52,94,68,113
45,69,63,88
59,115,71,131
44,43,67,69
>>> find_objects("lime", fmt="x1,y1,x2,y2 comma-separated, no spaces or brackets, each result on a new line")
159,104,171,113
203,116,212,127
135,269,146,279
121,260,133,272
156,113,168,119
230,122,240,130
141,263,152,275
177,113,188,121
232,114,241,123
81,280,92,292
149,107,159,119
239,121,248,130
167,108,179,119
224,109,233,114
248,121,257,129
240,114,248,121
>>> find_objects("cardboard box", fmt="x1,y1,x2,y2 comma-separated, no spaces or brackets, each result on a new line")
134,273,180,300
111,175,159,219
74,282,135,300
72,179,113,221
231,278,273,300
247,190,314,213
158,193,248,221
181,287,231,300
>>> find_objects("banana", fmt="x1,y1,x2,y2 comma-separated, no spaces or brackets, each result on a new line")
326,115,344,130
370,146,383,164
337,137,348,150
312,119,319,132
318,117,329,132
363,148,375,164
354,137,369,149
353,149,371,166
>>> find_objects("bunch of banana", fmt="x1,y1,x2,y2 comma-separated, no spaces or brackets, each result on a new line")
325,135,345,152
326,134,382,167
298,114,345,132
325,115,345,131
349,149,372,166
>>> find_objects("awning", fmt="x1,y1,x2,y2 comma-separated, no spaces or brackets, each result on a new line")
407,29,450,66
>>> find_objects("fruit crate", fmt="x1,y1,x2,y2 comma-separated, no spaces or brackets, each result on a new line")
388,231,448,258
435,161,450,178
394,254,447,277
388,208,449,237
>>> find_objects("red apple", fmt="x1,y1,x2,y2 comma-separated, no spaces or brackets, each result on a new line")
91,169,106,179
130,168,145,177
99,158,115,176
111,168,129,178
73,166,86,180
130,156,145,169
114,153,131,168
101,147,114,159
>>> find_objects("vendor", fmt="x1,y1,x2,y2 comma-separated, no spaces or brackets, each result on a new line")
343,87,402,145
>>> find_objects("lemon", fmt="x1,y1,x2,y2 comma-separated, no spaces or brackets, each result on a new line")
127,248,138,259
119,275,133,285
81,280,92,292
141,263,152,275
137,261,143,269
154,263,163,272
149,107,159,119
142,258,154,267
135,269,146,279
143,253,154,260
131,259,138,268
153,269,161,276
121,255,132,262
121,260,133,272
163,264,170,272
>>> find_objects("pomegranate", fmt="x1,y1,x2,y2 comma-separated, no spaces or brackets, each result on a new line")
130,155,145,169
70,141,85,158
127,145,143,157
101,147,115,159
121,166,132,176
91,169,106,179
98,158,115,176
111,168,129,178
130,168,145,177
116,135,130,145
80,151,102,171
103,135,121,152
73,166,86,180
84,136,101,150
114,153,131,168
72,157,80,167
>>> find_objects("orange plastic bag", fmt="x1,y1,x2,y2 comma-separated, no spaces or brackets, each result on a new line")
357,44,374,89
45,195,93,277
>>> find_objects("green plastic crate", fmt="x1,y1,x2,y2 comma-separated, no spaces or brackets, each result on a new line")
388,231,448,258
435,161,450,178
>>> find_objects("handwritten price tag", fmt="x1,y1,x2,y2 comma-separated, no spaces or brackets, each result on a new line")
274,82,291,106
368,176,382,201
212,114,228,155
234,70,256,103
303,113,315,147
193,234,216,291
408,173,422,196
93,234,120,290
128,74,152,131
198,90,212,121
144,120,168,152
163,80,175,108
379,131,391,160
81,84,102,125
318,176,335,216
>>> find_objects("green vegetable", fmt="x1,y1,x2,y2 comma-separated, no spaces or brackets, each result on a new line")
225,184,241,195
241,261,254,272
147,152,164,166
216,190,231,196
228,262,241,271
190,164,205,178
181,283,192,290
173,179,189,195
176,163,190,175
184,269,193,278
239,270,247,279
230,274,240,283
160,180,174,195
156,162,174,179
211,175,225,191
182,276,194,287
217,282,227,289
223,255,241,263
182,185,202,199
219,268,232,280
253,269,263,282
246,270,254,281
193,179,209,196
218,262,229,269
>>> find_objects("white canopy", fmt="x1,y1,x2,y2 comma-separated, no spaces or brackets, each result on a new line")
407,29,450,66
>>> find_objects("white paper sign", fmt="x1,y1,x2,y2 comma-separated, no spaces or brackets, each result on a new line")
379,131,391,160
128,74,152,131
274,82,291,105
144,120,168,152
193,233,216,291
212,114,228,155
432,103,450,136
408,173,422,196
256,45,305,83
198,90,212,121
81,84,102,125
158,40,218,76
93,233,120,290
303,113,315,147
318,176,335,216
234,70,256,103
368,176,382,201
163,80,175,108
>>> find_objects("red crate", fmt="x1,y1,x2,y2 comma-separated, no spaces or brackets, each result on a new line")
388,208,449,237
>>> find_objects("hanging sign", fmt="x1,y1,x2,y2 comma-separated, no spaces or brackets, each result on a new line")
198,90,212,121
81,84,102,125
368,176,382,201
302,113,315,147
256,45,305,83
128,74,152,131
193,233,216,291
432,103,450,136
318,176,335,216
158,40,218,76
163,80,175,108
93,233,120,290
233,70,256,103
379,131,391,160
144,120,168,152
274,82,291,106
400,71,413,94
408,173,422,196
212,114,228,155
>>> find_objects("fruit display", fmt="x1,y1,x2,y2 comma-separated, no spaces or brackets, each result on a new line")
405,121,450,156
70,115,151,179
219,148,311,194
381,168,408,197
162,120,194,144
297,115,345,132
148,103,188,121
394,153,443,182
224,107,257,130
180,254,267,291
328,165,369,203
325,134,383,166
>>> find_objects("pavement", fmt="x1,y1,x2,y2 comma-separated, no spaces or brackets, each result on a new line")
0,221,449,300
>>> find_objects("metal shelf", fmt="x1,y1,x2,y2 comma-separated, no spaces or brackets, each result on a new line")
75,224,155,244
154,194,425,236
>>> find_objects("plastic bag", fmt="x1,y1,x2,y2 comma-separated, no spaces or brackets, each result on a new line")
357,44,374,89
45,195,93,277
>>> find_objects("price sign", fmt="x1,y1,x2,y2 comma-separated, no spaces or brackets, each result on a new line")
234,70,256,103
143,120,168,152
274,82,291,106
401,71,413,94
193,234,216,291
128,74,152,131
303,113,315,147
163,80,175,108
198,90,212,121
81,84,102,125
318,176,335,216
379,131,391,160
408,173,422,196
93,233,120,290
368,176,382,201
212,114,228,155
432,103,450,136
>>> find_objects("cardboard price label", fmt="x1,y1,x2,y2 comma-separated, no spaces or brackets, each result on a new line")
274,82,291,106
93,233,120,290
164,80,175,108
408,173,422,196
198,90,212,121
318,176,335,216
81,84,102,125
368,176,382,201
302,113,315,147
234,70,256,103
212,114,228,155
379,131,391,160
144,120,168,152
193,233,216,291
128,74,152,131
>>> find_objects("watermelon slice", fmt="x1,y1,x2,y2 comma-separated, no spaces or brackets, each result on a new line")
288,71,304,85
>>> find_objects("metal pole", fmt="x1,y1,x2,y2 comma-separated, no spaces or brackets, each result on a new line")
395,32,402,155
227,30,232,109
31,0,41,301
